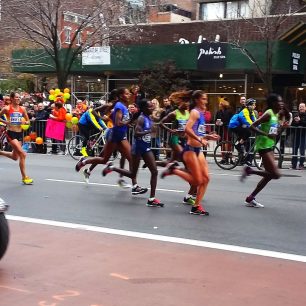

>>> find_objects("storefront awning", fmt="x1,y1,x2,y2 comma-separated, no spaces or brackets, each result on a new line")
279,21,306,47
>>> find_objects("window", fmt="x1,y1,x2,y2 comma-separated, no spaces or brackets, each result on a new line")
64,27,71,44
76,31,82,46
200,1,249,20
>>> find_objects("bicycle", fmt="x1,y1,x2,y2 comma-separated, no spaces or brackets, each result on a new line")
213,136,282,170
67,129,118,161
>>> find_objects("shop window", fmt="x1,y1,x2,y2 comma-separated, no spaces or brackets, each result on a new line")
200,1,249,20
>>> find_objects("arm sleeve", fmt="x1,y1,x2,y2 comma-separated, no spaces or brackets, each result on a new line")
88,109,105,129
240,108,254,126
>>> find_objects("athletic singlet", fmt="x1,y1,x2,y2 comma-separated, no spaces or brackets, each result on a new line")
192,108,206,137
175,109,189,131
135,113,152,144
111,101,129,134
8,105,24,126
255,109,279,151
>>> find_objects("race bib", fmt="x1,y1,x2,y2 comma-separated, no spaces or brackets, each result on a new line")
142,134,151,143
198,124,206,135
269,124,278,135
10,112,23,125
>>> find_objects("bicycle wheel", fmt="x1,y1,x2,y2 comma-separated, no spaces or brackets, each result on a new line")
0,213,9,261
67,135,85,160
213,141,240,170
254,146,282,170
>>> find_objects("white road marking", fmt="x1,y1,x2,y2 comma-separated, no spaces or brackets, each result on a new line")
45,178,184,193
7,215,306,263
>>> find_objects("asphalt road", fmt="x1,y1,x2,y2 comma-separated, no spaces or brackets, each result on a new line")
1,153,306,256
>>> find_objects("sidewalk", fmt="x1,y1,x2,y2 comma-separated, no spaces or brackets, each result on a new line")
1,220,306,306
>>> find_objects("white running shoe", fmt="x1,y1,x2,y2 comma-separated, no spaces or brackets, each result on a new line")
118,179,131,189
83,169,90,184
245,198,264,208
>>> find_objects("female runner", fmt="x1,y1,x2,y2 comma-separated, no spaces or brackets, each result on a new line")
159,91,197,204
102,99,164,207
0,92,33,184
240,93,287,207
75,87,147,195
161,90,219,215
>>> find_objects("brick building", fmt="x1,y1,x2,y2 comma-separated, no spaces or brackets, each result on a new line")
4,0,306,110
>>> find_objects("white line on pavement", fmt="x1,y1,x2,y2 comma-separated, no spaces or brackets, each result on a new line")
6,215,306,263
45,178,184,193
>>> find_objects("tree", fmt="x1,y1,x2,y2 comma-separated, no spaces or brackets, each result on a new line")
1,0,141,88
223,0,306,93
138,60,191,99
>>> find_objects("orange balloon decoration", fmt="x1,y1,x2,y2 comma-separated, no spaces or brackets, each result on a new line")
35,137,43,145
64,88,70,93
24,135,31,142
65,113,72,121
29,132,37,141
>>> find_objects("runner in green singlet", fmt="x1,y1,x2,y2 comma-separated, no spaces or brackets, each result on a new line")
240,93,288,208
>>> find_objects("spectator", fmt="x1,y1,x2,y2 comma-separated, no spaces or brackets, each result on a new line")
291,102,306,170
151,98,163,160
129,84,145,107
49,99,67,155
215,99,233,141
32,103,49,153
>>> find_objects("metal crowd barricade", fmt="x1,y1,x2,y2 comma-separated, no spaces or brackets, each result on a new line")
21,120,306,166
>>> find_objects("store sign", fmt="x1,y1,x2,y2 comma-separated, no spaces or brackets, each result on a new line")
197,42,227,71
291,52,300,72
82,46,111,65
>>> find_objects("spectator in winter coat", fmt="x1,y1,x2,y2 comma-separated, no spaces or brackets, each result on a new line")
291,102,306,170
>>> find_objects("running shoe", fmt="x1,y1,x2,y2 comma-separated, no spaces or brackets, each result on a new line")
183,197,195,205
22,176,33,185
0,198,9,212
240,166,252,182
81,147,88,157
75,157,86,172
102,162,113,177
245,198,264,208
190,205,209,216
83,169,90,184
118,179,131,189
160,161,179,179
147,198,164,207
131,185,148,195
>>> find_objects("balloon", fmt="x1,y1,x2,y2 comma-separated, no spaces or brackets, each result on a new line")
21,124,30,131
71,117,79,125
64,88,70,93
49,95,55,101
82,104,87,111
63,93,70,100
24,135,31,142
66,121,72,129
35,137,43,145
57,92,64,97
65,113,72,121
49,89,55,95
29,132,37,140
55,88,61,94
